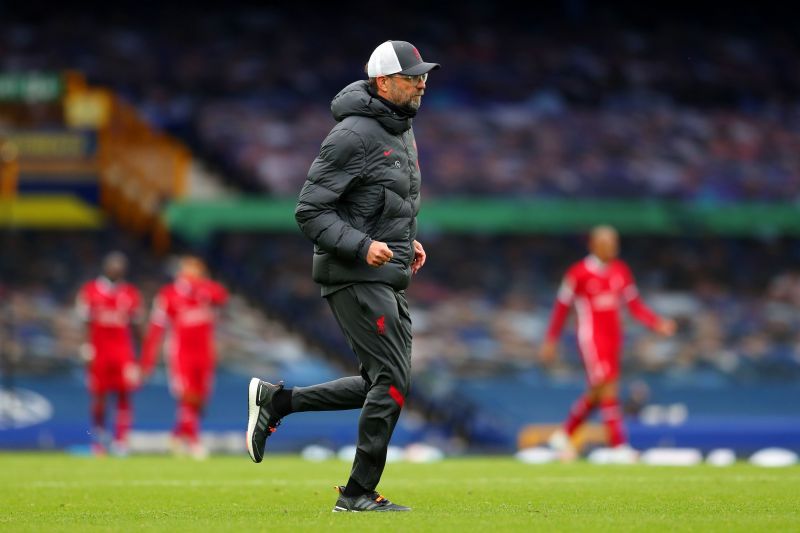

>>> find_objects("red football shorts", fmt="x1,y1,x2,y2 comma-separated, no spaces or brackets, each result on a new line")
169,353,214,400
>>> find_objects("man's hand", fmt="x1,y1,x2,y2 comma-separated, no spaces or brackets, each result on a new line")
411,240,427,275
123,363,142,388
79,343,95,363
366,241,394,267
655,318,677,336
539,340,559,365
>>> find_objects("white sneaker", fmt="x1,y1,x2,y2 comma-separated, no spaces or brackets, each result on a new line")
110,440,130,458
189,442,209,461
169,435,188,458
548,430,578,462
548,429,568,449
609,444,639,464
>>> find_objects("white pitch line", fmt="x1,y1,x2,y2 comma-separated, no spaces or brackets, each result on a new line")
20,479,330,489
14,474,789,489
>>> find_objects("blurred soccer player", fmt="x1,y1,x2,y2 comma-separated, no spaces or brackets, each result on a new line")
141,256,228,459
540,226,676,460
76,252,143,456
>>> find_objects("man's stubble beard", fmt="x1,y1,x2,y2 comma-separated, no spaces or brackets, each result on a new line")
389,85,422,114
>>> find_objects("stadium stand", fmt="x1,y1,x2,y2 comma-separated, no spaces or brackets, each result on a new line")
196,103,800,200
2,8,800,199
2,4,799,453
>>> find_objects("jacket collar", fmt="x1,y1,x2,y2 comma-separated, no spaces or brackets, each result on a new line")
331,80,413,135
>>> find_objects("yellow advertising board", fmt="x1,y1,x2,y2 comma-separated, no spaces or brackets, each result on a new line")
0,195,104,228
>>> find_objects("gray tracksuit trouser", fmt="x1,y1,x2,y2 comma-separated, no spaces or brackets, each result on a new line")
290,282,412,491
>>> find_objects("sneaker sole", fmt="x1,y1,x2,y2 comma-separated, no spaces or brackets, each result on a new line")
246,377,262,463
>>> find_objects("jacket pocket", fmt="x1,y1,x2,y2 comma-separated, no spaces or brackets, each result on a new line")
382,188,408,217
372,187,411,241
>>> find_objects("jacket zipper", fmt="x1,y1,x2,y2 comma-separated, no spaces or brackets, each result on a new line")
400,133,416,268
400,134,414,173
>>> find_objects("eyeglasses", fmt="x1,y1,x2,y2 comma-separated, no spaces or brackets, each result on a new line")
390,73,428,84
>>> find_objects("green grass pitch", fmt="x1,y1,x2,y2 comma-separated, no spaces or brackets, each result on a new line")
1,453,798,531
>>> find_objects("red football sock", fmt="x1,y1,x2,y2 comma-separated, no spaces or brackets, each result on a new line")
114,391,132,442
600,396,626,446
175,400,202,443
174,401,191,439
564,393,595,436
91,394,106,431
185,402,201,444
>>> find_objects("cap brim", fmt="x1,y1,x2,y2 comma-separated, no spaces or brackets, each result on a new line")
399,62,440,76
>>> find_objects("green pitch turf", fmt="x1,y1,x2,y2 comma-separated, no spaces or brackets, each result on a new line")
1,454,798,532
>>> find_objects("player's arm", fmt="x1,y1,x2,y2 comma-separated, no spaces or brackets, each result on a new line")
622,265,676,336
130,288,147,353
539,274,575,364
295,128,389,266
140,293,170,378
209,280,229,306
75,284,94,363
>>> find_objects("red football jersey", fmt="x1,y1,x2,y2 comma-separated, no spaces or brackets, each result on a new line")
546,256,660,357
76,277,142,360
141,277,228,374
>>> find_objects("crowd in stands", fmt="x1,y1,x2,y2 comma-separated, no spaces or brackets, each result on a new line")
197,102,800,200
2,8,800,200
4,6,798,108
206,232,800,386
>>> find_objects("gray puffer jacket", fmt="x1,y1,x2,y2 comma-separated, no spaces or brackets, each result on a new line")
295,80,422,296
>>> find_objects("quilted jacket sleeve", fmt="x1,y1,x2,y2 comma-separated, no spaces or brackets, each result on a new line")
295,127,372,261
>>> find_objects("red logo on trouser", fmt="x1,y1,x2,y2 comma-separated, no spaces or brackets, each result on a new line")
376,315,386,335
389,385,405,407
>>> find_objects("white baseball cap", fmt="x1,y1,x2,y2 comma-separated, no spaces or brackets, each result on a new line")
367,40,440,77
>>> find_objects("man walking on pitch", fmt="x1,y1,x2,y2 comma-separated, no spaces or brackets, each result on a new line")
246,40,438,512
540,226,677,461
